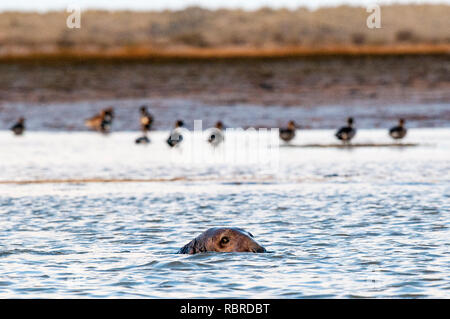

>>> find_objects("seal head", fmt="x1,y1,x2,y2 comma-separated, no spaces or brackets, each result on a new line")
178,227,266,254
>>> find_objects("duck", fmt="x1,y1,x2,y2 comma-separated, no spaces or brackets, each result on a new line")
139,105,154,133
335,117,356,143
11,117,25,136
135,135,150,144
167,120,184,147
85,107,114,133
389,118,407,140
208,121,225,146
100,107,114,133
279,120,296,143
135,106,153,144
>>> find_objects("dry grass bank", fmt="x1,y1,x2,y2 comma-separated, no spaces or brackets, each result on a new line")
0,5,449,58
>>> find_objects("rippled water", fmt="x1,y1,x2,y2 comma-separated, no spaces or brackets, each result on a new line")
0,128,449,298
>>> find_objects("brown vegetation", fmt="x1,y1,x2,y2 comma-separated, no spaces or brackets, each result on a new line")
0,5,449,58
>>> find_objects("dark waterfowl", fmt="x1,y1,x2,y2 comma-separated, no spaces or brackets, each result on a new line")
389,119,407,140
167,120,184,147
178,227,266,254
139,105,154,133
85,107,114,133
279,120,296,143
335,117,356,143
10,117,25,135
135,135,150,144
100,107,114,133
135,106,153,144
208,121,225,146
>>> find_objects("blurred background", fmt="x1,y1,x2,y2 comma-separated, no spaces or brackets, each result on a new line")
0,0,449,129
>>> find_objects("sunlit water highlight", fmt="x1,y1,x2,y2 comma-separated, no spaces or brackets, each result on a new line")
0,129,449,298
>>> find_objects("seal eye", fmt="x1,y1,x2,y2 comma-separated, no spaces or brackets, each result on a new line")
220,237,229,245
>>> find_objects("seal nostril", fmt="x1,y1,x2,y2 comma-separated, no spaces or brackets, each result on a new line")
251,246,266,253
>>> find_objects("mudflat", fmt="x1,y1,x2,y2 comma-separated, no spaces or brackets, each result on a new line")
0,55,449,107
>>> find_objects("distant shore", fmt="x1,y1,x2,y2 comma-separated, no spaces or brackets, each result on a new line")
1,5,449,59
1,4,449,108
1,44,449,61
0,54,448,108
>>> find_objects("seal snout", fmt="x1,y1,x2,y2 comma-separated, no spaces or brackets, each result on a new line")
251,245,267,253
247,236,267,253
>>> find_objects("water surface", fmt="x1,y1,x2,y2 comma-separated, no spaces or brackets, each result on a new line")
0,128,449,298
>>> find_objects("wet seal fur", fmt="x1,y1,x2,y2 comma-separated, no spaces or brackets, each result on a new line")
177,227,266,254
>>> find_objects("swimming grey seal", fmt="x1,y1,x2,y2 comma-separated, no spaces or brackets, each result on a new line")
177,227,266,254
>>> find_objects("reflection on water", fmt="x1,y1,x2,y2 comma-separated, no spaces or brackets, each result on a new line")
0,129,449,298
1,100,449,131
